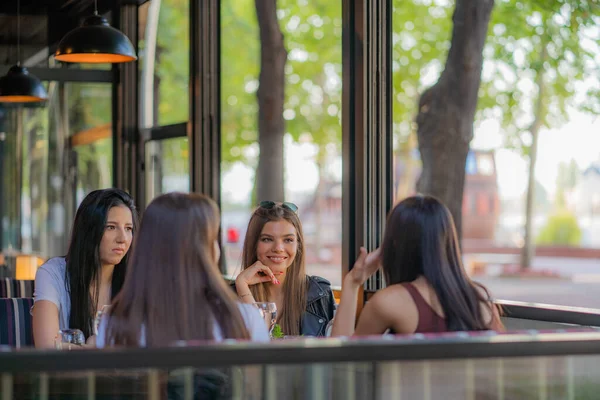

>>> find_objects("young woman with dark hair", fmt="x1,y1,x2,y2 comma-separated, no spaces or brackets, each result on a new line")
332,195,503,336
98,192,268,347
33,188,138,348
234,201,335,337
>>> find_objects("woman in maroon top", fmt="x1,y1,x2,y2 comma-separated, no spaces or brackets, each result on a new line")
332,195,503,336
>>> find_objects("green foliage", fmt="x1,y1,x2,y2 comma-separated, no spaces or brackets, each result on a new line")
392,0,452,150
221,0,342,167
536,211,582,246
154,0,190,125
480,0,600,156
145,0,600,198
271,323,284,339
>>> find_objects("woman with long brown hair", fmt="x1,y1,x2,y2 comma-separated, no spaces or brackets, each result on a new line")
234,201,335,337
97,193,268,347
332,195,503,336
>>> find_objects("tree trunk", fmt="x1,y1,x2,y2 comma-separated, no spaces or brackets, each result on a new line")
255,0,287,202
395,132,418,202
415,0,494,239
521,45,547,270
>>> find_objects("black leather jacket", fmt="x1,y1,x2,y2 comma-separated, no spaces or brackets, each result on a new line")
230,275,336,337
300,275,336,337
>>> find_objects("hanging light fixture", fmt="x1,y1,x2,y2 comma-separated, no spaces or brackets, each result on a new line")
54,0,137,63
0,0,48,103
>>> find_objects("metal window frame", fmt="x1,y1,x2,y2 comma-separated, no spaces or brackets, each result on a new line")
189,0,224,272
113,2,143,207
188,0,221,200
140,122,187,143
342,0,393,295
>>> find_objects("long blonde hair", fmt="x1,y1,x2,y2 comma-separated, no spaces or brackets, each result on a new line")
107,193,249,346
241,204,307,336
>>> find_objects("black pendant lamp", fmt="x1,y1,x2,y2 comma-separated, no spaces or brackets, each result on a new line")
0,0,48,103
55,0,137,64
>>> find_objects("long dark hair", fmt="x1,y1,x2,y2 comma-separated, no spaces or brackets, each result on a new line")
381,195,499,331
241,204,307,336
66,188,138,338
107,193,250,346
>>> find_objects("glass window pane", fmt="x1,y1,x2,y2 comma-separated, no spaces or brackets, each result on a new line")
75,138,113,206
392,0,600,309
139,0,189,127
145,138,190,203
221,0,343,286
67,83,112,134
0,82,66,258
66,82,113,208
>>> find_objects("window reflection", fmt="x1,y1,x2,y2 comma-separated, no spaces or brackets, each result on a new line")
145,137,190,203
74,138,112,206
0,81,113,259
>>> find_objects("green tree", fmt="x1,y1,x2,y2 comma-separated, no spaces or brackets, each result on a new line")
480,0,600,268
392,0,453,200
415,0,495,239
221,0,343,204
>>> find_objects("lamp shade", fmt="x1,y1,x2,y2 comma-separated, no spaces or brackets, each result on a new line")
55,14,137,63
15,255,44,280
0,65,48,103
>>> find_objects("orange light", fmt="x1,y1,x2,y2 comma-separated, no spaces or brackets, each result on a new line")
0,95,47,103
54,53,137,64
15,255,45,280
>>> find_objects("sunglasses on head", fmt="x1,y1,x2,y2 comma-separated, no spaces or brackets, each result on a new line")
259,201,299,213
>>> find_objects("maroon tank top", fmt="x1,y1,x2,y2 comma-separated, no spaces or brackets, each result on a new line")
403,283,447,333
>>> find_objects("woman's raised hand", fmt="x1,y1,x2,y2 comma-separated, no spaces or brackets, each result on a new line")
347,247,382,286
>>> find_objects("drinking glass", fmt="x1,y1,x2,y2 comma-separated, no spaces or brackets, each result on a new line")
325,317,335,337
253,302,277,337
94,305,111,336
55,329,85,350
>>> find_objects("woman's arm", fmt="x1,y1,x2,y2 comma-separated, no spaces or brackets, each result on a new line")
330,274,361,336
32,301,60,349
331,247,381,337
33,265,63,349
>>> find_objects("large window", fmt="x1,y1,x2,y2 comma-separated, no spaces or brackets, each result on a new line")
139,0,190,203
392,0,600,308
66,83,113,206
0,80,113,259
221,0,343,285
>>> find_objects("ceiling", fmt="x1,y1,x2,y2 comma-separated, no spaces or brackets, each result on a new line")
0,0,148,67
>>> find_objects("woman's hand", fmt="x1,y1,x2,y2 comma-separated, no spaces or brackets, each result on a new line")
236,261,281,287
347,247,382,287
235,261,282,303
85,335,97,348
